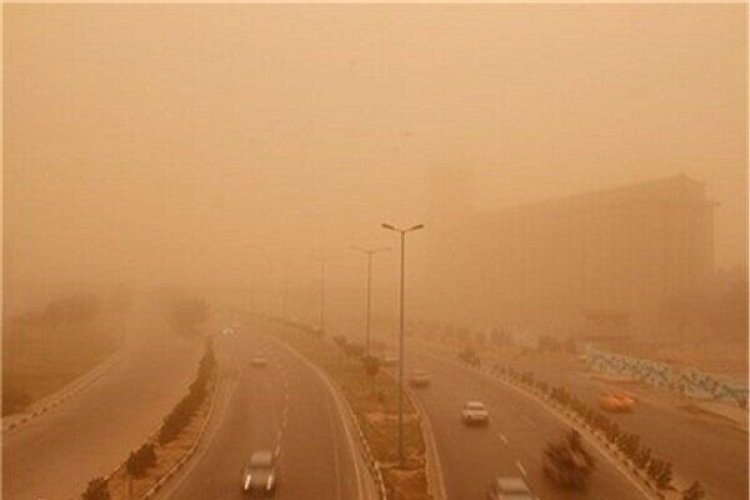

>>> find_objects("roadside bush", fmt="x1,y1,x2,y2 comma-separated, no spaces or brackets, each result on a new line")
634,446,651,470
82,477,110,500
617,433,640,459
158,340,215,445
126,443,156,478
683,481,705,500
362,355,381,378
343,342,364,358
647,457,672,488
656,460,673,489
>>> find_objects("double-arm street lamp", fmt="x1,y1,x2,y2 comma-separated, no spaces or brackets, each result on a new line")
381,222,424,466
350,245,390,357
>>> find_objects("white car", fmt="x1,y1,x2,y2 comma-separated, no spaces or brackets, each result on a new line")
408,369,431,388
242,450,277,495
382,356,399,367
487,476,535,499
461,401,490,426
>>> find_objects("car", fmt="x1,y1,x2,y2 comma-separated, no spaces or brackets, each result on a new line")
409,369,431,388
251,357,268,368
242,450,278,495
382,355,399,367
487,476,535,499
598,391,635,412
461,401,490,425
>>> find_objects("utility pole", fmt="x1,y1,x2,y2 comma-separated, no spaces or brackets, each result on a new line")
381,222,424,466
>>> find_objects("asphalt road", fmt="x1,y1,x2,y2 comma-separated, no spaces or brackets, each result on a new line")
401,350,648,500
2,302,203,500
162,323,367,500
469,346,749,500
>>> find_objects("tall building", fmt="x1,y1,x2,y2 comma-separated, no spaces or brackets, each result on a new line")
421,175,715,336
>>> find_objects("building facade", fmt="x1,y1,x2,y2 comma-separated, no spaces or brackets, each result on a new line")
420,175,715,336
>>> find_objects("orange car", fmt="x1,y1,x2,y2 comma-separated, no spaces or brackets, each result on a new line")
598,391,635,412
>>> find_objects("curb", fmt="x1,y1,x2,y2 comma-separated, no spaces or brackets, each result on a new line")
86,340,221,499
142,369,220,498
403,382,447,500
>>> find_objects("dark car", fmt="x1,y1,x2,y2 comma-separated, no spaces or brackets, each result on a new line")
242,450,278,495
251,356,268,368
487,476,535,499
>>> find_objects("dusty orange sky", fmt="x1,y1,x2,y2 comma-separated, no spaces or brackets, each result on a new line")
3,4,747,307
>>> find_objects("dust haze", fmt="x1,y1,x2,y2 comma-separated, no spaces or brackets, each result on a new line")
2,4,748,500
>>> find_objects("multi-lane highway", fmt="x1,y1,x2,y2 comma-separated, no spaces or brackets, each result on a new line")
4,307,742,500
396,348,649,500
2,302,202,500
160,322,372,499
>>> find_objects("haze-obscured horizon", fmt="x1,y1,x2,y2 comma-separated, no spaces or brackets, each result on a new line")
4,4,747,313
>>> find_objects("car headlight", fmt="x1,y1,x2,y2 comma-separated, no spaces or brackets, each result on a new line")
244,475,252,491
266,475,274,490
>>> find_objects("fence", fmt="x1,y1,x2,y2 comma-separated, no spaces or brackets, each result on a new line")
585,346,748,408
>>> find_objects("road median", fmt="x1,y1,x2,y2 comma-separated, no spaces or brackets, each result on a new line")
81,338,219,500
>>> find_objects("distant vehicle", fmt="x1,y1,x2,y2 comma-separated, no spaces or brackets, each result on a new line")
409,369,431,388
251,357,268,368
598,391,635,412
543,430,595,488
461,401,490,425
383,355,399,367
486,476,535,500
242,450,278,495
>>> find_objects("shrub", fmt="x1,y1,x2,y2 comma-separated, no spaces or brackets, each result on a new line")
682,481,705,500
656,460,673,489
126,443,156,477
634,446,651,470
343,342,364,358
82,477,110,500
362,355,381,378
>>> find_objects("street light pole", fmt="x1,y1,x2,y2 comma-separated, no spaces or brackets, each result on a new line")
350,245,390,357
320,259,326,333
314,257,328,334
381,222,424,467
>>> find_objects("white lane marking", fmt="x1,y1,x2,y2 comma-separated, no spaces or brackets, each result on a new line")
516,460,527,477
265,334,365,500
497,432,509,445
